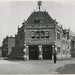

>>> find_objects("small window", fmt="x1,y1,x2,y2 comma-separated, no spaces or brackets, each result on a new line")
57,32,60,40
35,17,44,24
36,31,40,39
34,20,40,24
45,31,49,38
31,31,35,39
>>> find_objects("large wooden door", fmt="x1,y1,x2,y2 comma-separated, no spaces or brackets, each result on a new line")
29,46,38,60
43,45,52,60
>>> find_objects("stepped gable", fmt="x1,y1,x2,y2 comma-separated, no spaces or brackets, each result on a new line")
26,11,55,24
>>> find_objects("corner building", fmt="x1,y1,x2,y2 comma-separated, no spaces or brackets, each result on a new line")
11,2,71,60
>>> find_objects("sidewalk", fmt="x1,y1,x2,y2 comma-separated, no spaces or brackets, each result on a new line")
57,57,74,61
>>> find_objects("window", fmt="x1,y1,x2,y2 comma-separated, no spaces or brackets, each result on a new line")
31,31,50,39
57,32,60,40
34,17,44,24
20,33,24,40
45,31,49,38
36,31,40,38
57,47,60,53
62,39,65,44
31,31,35,39
63,50,65,54
67,32,69,40
41,31,45,38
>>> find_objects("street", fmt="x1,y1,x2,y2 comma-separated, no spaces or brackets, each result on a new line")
0,57,75,74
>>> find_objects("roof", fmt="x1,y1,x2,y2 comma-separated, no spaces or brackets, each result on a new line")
26,11,54,24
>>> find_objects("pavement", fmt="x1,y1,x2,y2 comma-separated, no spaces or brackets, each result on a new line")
0,57,75,74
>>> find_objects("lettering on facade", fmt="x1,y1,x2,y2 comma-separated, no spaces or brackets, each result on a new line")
29,38,51,42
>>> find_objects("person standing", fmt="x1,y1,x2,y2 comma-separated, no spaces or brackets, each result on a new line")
54,51,56,63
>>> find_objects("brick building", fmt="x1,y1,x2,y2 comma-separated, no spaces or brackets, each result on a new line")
10,1,75,60
2,36,15,57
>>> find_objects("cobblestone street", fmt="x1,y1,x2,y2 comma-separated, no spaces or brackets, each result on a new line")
0,57,74,74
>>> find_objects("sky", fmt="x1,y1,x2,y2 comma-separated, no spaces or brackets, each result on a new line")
0,1,75,46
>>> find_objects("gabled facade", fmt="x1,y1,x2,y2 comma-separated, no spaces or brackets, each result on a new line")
10,1,72,60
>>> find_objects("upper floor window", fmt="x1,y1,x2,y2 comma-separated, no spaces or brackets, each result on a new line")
30,31,50,39
41,31,45,38
57,32,60,40
34,17,44,24
45,31,49,38
36,31,40,39
31,31,35,39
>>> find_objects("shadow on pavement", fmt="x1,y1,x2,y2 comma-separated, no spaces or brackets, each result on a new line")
56,64,75,74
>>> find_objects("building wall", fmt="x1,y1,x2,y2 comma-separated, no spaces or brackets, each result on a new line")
56,29,71,59
0,47,2,57
8,38,15,55
2,36,15,57
13,23,72,60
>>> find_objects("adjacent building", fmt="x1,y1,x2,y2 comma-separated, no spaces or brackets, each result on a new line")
0,46,2,57
2,36,15,57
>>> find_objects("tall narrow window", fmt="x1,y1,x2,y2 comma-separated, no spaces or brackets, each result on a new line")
31,31,35,39
45,31,49,38
41,31,45,38
57,32,60,40
57,47,60,53
36,31,40,39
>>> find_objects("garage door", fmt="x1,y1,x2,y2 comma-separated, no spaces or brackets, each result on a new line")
43,45,52,60
29,46,38,60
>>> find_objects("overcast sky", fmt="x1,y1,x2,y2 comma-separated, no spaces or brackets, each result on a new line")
0,1,75,46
